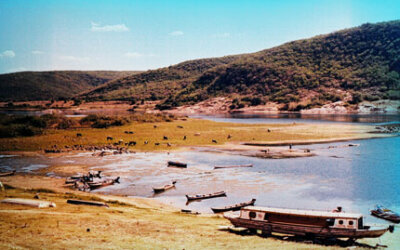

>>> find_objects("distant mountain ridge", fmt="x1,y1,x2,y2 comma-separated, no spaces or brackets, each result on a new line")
82,20,400,110
0,71,139,102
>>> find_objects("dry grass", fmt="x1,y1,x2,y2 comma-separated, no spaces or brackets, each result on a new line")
0,118,383,152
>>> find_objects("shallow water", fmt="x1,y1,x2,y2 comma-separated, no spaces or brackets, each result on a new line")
1,136,399,224
192,113,400,125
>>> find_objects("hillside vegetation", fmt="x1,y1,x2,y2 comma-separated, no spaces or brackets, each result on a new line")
0,71,138,102
82,20,400,111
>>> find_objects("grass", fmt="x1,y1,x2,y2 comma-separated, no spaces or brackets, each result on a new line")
0,118,377,152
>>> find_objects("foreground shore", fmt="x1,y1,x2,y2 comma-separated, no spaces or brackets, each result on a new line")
1,175,399,249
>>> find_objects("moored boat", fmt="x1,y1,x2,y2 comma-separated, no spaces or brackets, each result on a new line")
88,177,120,190
153,181,177,193
214,164,253,169
186,191,226,201
167,161,187,168
224,206,394,239
371,205,400,223
0,170,16,177
212,198,256,213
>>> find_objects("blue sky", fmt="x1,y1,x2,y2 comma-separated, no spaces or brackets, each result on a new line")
0,0,399,73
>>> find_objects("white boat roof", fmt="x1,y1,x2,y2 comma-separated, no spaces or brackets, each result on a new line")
244,206,363,219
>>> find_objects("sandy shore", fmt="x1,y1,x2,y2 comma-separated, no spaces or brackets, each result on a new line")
1,174,399,249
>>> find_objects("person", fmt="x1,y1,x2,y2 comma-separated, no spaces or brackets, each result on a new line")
332,206,342,213
0,181,4,192
289,144,292,150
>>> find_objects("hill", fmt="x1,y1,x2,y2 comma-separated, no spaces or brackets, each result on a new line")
82,20,400,111
0,71,139,102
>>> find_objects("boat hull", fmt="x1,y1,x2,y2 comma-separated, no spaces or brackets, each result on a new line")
225,217,389,239
371,210,400,223
212,199,256,213
186,191,226,201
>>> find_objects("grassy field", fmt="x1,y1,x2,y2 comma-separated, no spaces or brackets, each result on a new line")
0,118,380,152
1,178,397,250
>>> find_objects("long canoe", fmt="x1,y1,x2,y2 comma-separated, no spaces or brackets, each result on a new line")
0,170,16,177
167,161,187,168
214,164,253,169
67,199,108,207
211,198,256,213
88,177,120,190
186,191,226,201
153,181,177,193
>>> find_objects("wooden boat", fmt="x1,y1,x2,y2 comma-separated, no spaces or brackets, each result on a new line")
186,191,226,201
224,206,394,239
67,199,108,207
87,177,120,190
371,205,400,223
1,198,56,208
168,161,187,168
211,198,256,213
214,164,253,169
0,170,16,177
153,181,177,193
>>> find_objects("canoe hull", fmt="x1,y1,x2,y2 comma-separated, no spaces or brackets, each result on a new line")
186,191,226,201
371,210,400,223
212,199,256,213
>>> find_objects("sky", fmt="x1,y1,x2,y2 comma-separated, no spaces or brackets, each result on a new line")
0,0,399,74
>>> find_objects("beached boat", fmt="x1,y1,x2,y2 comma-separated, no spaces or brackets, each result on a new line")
0,170,16,177
186,191,226,201
214,164,253,169
153,181,177,193
371,205,400,223
167,161,187,168
88,177,120,190
67,199,108,207
224,206,394,239
211,198,256,213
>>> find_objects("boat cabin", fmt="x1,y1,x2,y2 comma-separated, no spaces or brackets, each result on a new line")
240,206,364,230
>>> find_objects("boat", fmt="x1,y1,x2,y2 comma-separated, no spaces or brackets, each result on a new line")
87,177,120,190
371,205,400,223
214,164,253,169
67,199,108,207
224,206,394,239
211,198,256,213
0,170,16,177
167,161,187,168
186,191,226,201
153,181,177,193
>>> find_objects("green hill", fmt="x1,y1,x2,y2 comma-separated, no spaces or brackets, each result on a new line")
0,71,139,102
82,20,400,110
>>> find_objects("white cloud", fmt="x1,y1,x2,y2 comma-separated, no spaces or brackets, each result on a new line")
59,55,90,63
32,50,44,55
124,52,155,58
169,30,184,36
0,50,15,58
91,22,129,32
214,32,230,38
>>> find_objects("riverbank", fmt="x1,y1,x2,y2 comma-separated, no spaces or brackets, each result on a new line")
1,174,398,249
0,118,391,154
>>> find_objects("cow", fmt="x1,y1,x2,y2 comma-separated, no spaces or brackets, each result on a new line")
212,139,217,143
183,135,186,140
144,141,148,145
76,133,82,137
163,136,168,140
128,141,137,146
155,142,160,146
107,136,113,141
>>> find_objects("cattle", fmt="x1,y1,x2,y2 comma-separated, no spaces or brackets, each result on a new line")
76,133,82,137
107,136,113,141
227,134,231,139
155,142,160,146
167,143,171,147
177,125,184,129
118,139,124,145
144,141,148,144
163,136,168,140
128,141,137,146
153,125,158,128
267,129,271,133
183,135,186,140
212,139,217,143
